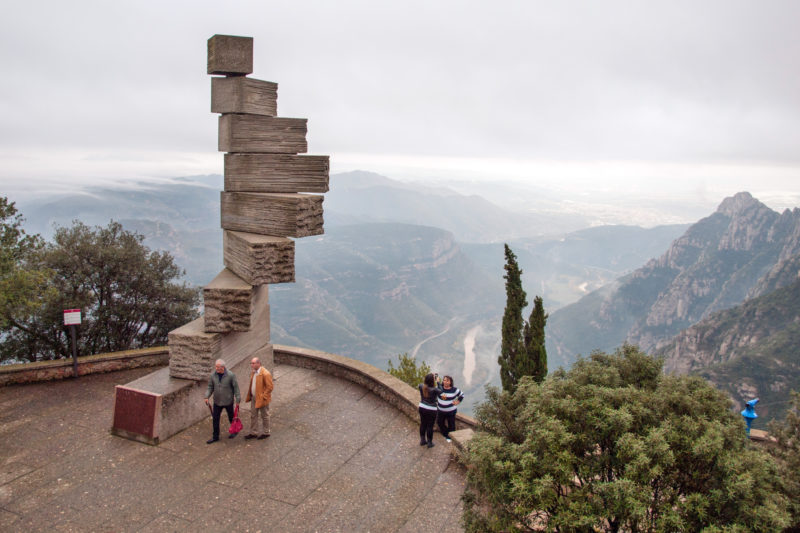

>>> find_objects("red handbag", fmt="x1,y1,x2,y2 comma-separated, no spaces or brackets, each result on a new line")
229,404,243,434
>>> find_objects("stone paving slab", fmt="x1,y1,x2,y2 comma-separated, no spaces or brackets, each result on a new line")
0,364,467,532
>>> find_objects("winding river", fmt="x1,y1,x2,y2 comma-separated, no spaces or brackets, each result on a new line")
462,325,480,386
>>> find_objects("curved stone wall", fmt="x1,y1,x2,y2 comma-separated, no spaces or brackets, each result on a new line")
274,344,477,430
0,347,169,386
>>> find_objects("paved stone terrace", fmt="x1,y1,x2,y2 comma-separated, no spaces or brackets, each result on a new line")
0,364,467,532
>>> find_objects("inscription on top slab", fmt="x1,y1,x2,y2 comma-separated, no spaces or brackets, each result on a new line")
207,34,253,76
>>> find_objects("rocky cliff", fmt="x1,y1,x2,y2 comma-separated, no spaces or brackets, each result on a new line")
547,192,800,368
656,278,800,421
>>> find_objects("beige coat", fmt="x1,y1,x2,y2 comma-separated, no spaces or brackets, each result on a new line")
246,366,273,408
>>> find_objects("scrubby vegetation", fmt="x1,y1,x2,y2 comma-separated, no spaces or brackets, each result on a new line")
463,345,791,532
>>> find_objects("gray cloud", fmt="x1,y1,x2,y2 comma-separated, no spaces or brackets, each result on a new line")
1,0,799,181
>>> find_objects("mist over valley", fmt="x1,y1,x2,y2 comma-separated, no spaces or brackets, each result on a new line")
15,172,795,417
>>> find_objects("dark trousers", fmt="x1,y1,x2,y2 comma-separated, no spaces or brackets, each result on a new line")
212,403,234,439
419,407,437,443
437,410,456,438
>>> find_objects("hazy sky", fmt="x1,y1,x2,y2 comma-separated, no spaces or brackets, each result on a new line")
2,1,800,213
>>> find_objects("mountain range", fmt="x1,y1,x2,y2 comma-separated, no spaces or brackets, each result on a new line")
12,172,686,413
654,278,800,421
548,192,800,420
324,170,590,242
13,175,798,421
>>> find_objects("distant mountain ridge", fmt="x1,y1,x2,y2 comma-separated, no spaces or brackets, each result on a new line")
547,192,800,368
18,177,224,285
461,223,689,311
325,170,589,242
9,172,724,415
655,278,800,421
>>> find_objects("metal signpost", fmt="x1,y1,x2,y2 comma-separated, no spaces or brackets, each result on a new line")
63,309,81,378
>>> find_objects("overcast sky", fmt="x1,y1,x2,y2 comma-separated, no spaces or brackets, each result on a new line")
2,1,799,214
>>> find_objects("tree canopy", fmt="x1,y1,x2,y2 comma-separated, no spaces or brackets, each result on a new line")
464,345,790,532
1,212,200,362
0,198,50,335
387,352,431,387
768,390,800,528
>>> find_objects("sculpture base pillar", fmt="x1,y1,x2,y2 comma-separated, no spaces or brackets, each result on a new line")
111,343,273,445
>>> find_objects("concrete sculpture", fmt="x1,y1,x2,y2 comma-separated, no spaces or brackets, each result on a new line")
111,34,329,444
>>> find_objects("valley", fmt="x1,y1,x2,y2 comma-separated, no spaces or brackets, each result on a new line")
12,173,799,422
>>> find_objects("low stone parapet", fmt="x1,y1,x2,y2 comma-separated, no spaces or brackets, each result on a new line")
449,428,475,452
0,347,169,386
273,344,477,431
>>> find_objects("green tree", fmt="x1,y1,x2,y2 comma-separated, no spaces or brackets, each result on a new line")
1,219,200,362
499,244,548,391
387,352,431,387
463,344,790,532
523,295,548,384
768,390,800,529
0,198,52,355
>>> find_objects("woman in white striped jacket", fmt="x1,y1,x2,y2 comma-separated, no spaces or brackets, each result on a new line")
436,375,464,442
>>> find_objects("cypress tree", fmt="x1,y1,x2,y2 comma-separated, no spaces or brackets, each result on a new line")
499,244,548,391
499,244,527,391
523,295,548,383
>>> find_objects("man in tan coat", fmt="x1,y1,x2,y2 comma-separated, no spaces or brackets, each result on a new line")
244,357,273,440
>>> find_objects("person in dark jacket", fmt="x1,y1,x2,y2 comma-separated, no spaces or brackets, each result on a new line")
418,373,442,448
436,375,464,442
204,359,241,444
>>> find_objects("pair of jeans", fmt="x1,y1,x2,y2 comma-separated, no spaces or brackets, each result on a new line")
437,410,456,438
419,407,437,443
212,403,234,439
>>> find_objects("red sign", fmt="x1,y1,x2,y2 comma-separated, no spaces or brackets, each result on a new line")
63,309,81,325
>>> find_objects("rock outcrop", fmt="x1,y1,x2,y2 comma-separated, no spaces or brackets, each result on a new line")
548,192,800,367
656,277,800,421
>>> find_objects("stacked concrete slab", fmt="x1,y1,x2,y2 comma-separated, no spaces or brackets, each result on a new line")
112,34,329,444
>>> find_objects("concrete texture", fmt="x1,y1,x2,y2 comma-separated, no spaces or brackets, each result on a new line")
224,154,329,193
120,284,271,443
0,347,168,386
449,429,475,453
0,364,467,532
211,77,277,116
203,268,254,333
218,114,308,154
169,285,269,380
223,230,295,285
207,34,253,76
220,192,324,238
167,318,222,379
